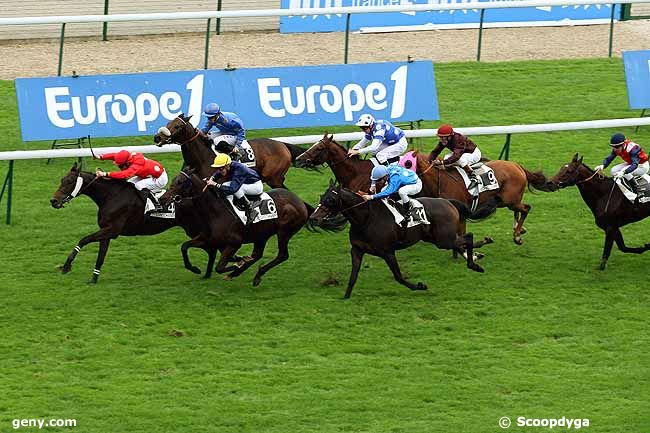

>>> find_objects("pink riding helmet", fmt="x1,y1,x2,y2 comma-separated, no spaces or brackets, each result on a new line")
399,151,418,172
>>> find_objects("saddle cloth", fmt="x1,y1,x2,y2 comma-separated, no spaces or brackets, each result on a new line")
210,139,256,168
145,190,175,219
226,192,278,225
381,198,430,228
616,174,650,204
454,162,499,195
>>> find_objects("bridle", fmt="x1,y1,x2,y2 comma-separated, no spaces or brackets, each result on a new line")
157,117,202,147
56,172,100,206
302,138,351,169
170,170,203,203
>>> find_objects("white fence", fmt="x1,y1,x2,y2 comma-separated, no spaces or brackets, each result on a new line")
1,116,649,161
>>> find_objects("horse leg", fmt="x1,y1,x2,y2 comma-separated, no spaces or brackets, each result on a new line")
344,246,365,299
203,248,218,279
61,227,116,274
509,202,531,245
613,228,650,254
383,253,428,292
88,239,111,284
181,236,207,275
215,245,241,276
600,227,616,270
252,236,289,287
228,240,267,281
461,233,484,273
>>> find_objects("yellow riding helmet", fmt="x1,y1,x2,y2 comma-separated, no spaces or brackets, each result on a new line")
211,153,232,168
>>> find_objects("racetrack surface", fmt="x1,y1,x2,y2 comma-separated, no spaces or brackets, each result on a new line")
1,20,650,79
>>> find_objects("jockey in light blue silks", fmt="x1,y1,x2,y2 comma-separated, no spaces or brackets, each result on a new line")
362,164,422,226
348,114,408,165
201,102,247,160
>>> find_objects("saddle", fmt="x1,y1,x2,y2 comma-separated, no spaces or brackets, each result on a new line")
615,174,650,204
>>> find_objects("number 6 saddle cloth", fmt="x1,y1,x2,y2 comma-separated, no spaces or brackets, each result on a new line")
226,192,278,225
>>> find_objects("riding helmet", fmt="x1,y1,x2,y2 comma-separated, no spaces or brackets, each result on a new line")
437,124,454,137
203,103,221,117
609,133,626,147
211,153,232,168
371,165,389,181
355,114,375,128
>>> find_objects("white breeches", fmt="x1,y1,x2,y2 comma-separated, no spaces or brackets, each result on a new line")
223,180,264,198
444,148,482,167
128,170,168,193
611,161,649,180
375,137,409,163
397,178,422,204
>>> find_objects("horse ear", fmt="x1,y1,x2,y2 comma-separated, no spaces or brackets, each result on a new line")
187,114,193,122
572,153,579,162
71,162,79,172
322,132,328,139
329,134,334,141
179,112,185,120
578,156,584,163
412,150,419,156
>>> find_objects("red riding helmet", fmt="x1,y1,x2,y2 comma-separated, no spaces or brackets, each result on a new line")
437,124,454,137
113,150,132,165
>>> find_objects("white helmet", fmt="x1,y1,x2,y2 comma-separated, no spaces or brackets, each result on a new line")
355,114,375,128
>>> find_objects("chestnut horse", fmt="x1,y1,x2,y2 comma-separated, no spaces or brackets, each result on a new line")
153,114,305,188
551,154,650,270
296,134,555,244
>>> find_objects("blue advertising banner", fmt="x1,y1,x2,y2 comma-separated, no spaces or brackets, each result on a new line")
280,0,620,33
15,61,438,141
623,50,650,110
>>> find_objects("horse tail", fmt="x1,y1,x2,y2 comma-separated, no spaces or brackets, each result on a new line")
283,142,308,164
448,198,500,222
303,201,316,216
521,166,555,192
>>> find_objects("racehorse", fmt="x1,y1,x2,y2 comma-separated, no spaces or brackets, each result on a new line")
49,163,204,283
296,134,555,245
308,181,497,298
159,169,310,285
551,153,650,270
153,114,305,188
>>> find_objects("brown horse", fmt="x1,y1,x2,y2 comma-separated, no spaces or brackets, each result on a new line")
551,154,650,270
153,114,305,188
296,134,555,244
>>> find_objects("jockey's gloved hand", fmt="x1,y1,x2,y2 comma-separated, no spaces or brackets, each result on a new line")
594,165,604,172
614,171,625,179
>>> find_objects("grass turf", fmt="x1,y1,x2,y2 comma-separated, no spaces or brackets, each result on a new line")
0,58,649,433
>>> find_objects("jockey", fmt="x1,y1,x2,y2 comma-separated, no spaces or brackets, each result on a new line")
348,114,408,165
595,133,649,192
201,102,246,160
429,124,481,190
205,153,263,224
95,150,167,211
362,164,422,226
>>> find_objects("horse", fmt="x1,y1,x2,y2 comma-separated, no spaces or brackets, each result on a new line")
296,134,555,245
308,181,497,299
159,169,310,285
551,153,650,270
153,114,306,188
49,163,206,283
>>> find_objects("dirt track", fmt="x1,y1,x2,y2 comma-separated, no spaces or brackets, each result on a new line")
1,20,650,79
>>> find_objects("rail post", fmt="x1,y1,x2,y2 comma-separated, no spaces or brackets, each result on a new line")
57,23,66,76
498,134,512,160
102,0,110,41
216,0,223,35
344,13,351,64
608,4,616,57
477,9,486,61
0,160,14,225
204,18,212,69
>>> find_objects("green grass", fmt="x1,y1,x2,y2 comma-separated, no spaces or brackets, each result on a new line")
1,58,650,433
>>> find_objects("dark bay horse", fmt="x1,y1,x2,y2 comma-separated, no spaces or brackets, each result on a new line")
159,170,309,285
551,153,650,270
296,134,555,244
50,163,203,283
153,114,305,188
309,181,497,299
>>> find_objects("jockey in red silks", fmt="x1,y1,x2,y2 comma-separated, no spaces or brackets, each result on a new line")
95,150,168,210
428,124,482,190
595,133,649,192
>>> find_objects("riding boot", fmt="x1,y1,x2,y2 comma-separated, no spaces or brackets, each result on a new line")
400,201,413,230
238,195,257,225
463,165,479,191
140,188,163,212
230,147,242,162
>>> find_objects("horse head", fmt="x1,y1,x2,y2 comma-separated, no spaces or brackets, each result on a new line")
296,133,336,168
50,163,87,208
159,168,201,207
551,153,593,189
308,179,354,232
153,113,195,146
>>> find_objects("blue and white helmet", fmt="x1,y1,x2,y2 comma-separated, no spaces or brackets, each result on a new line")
355,113,375,128
203,103,221,117
370,165,388,181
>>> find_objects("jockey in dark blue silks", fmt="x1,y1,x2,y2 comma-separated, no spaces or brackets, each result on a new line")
201,103,247,160
205,153,262,224
362,164,422,226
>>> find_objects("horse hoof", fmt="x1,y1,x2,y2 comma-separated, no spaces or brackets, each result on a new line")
471,264,485,273
189,266,201,275
599,260,607,270
60,265,71,274
223,274,234,281
483,237,494,244
513,236,523,245
474,252,485,261
201,274,212,280
416,282,428,290
87,278,98,285
521,227,527,234
252,277,262,287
